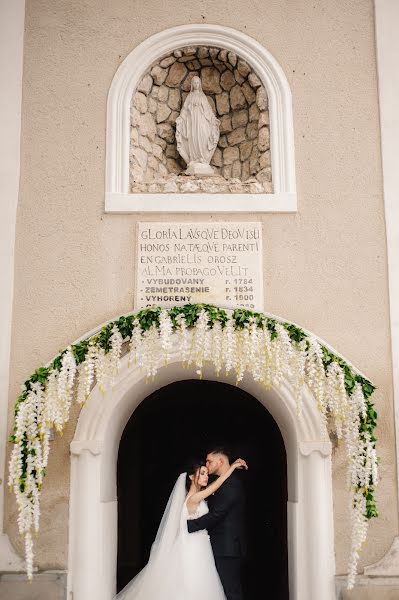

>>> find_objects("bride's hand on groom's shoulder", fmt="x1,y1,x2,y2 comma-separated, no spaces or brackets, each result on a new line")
232,458,248,470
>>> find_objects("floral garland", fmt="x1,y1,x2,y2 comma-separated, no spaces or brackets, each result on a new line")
8,304,378,588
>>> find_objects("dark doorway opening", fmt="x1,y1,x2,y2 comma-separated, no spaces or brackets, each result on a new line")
117,379,289,599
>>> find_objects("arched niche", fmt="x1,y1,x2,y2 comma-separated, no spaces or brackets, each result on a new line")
105,24,297,213
67,345,335,600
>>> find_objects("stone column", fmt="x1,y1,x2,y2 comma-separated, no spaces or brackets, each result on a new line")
299,443,336,600
68,446,116,600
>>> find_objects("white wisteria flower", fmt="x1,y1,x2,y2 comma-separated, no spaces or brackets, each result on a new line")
290,339,307,415
8,306,378,588
326,361,347,439
210,320,223,376
57,347,77,423
159,309,174,363
76,341,97,404
305,337,326,417
128,319,142,368
222,314,237,375
176,314,190,365
190,309,209,374
109,324,123,384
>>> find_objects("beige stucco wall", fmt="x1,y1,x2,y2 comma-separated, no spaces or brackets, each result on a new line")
5,0,396,577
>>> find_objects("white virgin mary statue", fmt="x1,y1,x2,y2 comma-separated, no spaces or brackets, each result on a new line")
176,76,220,176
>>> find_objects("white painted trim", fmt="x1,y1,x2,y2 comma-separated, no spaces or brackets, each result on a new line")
105,24,297,213
0,0,25,571
358,0,399,579
105,192,297,213
374,0,399,519
67,338,335,600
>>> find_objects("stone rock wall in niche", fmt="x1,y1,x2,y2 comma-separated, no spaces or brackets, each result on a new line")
130,46,272,193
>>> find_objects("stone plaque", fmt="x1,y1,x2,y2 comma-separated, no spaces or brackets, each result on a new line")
136,222,263,311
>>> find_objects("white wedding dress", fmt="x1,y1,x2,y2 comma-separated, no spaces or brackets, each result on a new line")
115,473,226,600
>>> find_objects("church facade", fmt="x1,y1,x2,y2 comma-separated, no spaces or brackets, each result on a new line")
1,1,399,599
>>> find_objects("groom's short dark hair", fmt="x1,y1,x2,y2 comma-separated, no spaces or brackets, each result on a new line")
208,445,233,463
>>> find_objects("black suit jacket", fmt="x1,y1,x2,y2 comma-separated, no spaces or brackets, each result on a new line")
187,473,246,557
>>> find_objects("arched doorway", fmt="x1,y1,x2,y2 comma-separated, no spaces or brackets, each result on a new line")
117,379,288,599
68,351,335,600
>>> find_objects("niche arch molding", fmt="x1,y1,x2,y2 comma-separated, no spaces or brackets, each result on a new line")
105,24,297,213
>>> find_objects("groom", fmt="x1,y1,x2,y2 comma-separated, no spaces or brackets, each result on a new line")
187,447,247,600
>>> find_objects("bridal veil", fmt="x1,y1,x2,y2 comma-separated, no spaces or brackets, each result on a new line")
115,473,187,600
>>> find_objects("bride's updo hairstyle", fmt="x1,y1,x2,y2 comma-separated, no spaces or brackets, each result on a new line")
185,459,206,492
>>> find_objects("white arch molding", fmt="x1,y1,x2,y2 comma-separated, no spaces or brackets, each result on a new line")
67,345,336,600
105,24,297,213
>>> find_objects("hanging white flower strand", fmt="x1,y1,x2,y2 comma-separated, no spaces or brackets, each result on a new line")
348,489,369,588
8,382,46,579
306,337,326,418
109,324,123,384
189,309,209,377
248,318,263,383
235,322,251,383
43,369,62,431
56,347,77,424
159,309,174,364
326,361,348,439
260,325,273,388
211,320,223,376
222,312,237,375
76,341,97,404
141,324,160,379
128,319,142,368
344,381,378,589
290,339,307,416
176,314,190,365
9,304,378,589
94,346,110,393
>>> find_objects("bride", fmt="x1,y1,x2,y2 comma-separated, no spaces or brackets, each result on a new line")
115,457,247,600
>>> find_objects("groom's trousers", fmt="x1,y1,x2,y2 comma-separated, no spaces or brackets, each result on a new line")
214,557,243,600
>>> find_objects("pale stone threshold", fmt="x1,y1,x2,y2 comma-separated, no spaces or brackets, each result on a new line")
335,575,399,600
0,570,67,600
